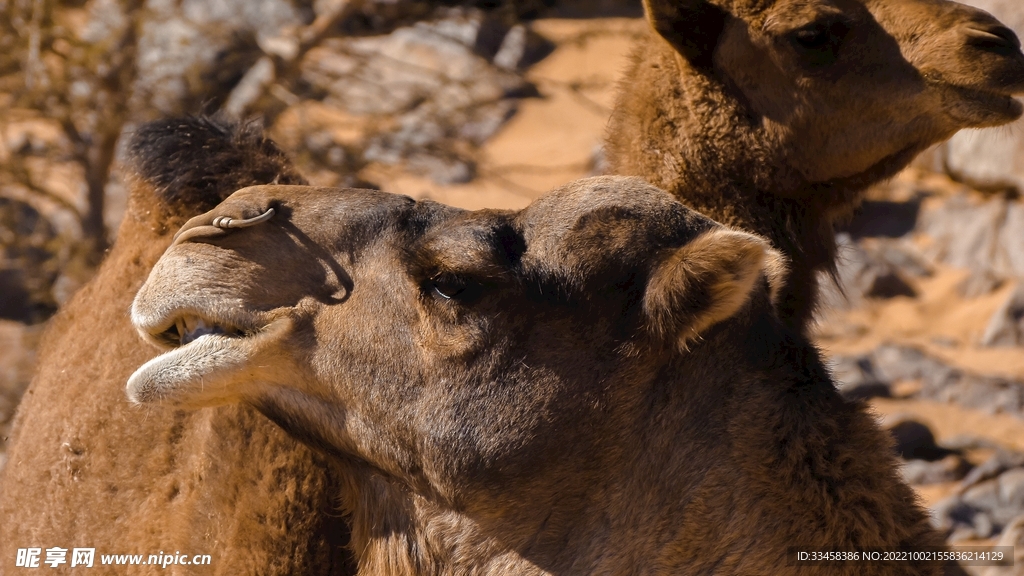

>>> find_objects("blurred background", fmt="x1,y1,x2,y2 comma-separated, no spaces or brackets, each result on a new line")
2,0,1024,564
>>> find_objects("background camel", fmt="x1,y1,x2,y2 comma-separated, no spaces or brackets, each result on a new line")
0,118,352,574
126,176,951,575
607,0,1024,331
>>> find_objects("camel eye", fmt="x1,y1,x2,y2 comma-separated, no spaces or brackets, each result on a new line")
793,26,829,49
429,274,474,301
789,19,850,65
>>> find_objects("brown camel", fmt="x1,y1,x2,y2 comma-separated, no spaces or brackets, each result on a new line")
126,176,951,575
0,118,352,574
607,0,1024,331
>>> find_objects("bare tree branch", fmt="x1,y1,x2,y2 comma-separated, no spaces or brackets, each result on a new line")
223,0,366,121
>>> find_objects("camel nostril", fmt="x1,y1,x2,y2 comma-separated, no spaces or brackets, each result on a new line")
966,25,1021,55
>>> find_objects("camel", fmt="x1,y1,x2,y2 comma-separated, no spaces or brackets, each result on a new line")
607,0,1024,331
125,176,951,575
0,118,353,574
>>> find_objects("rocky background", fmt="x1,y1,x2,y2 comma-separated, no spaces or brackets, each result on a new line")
3,0,1024,572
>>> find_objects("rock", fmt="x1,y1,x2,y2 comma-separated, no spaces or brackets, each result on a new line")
981,284,1024,347
843,198,922,239
819,234,918,310
933,464,1024,540
999,469,1024,520
901,455,971,485
918,194,1024,279
0,320,42,457
133,0,302,115
961,451,1024,492
830,344,1024,416
883,416,953,461
306,15,526,116
301,10,533,183
980,514,1024,576
874,241,932,279
963,479,1002,516
830,355,890,400
492,23,554,70
941,434,1004,452
957,267,1005,298
933,495,996,540
0,198,63,323
918,194,1004,270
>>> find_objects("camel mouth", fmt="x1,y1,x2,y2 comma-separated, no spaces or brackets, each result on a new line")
154,314,248,348
127,314,291,406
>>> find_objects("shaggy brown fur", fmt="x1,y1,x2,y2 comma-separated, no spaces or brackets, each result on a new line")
607,0,1024,331
0,118,352,574
126,177,952,574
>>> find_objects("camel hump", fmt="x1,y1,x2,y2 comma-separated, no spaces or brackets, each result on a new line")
124,116,307,219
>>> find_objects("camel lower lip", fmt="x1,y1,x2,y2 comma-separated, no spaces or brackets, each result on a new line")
952,84,1024,121
127,316,291,406
126,333,250,404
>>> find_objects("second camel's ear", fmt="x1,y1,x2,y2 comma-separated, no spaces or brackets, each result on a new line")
642,0,728,68
643,228,783,347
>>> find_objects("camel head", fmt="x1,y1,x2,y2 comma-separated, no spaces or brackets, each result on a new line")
126,176,782,505
640,0,1024,186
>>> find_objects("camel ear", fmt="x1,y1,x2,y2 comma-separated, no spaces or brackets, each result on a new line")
644,228,780,347
643,0,727,68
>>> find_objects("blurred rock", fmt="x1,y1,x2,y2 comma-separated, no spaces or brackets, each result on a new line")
934,494,996,541
981,284,1024,347
958,267,1005,298
941,434,1004,452
831,354,891,400
0,320,42,461
832,344,1024,415
843,197,922,239
819,234,919,310
0,198,64,323
917,194,1024,279
901,455,971,485
961,451,1024,491
932,456,1024,541
133,0,304,115
302,9,536,183
980,513,1024,576
883,416,953,461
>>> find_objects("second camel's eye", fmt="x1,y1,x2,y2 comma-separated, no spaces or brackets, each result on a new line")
793,25,831,49
789,19,851,65
430,274,469,300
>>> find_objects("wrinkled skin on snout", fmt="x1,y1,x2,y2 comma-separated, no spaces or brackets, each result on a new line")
127,176,944,574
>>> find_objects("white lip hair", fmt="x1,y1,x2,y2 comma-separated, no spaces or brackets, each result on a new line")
126,315,292,406
126,333,250,404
